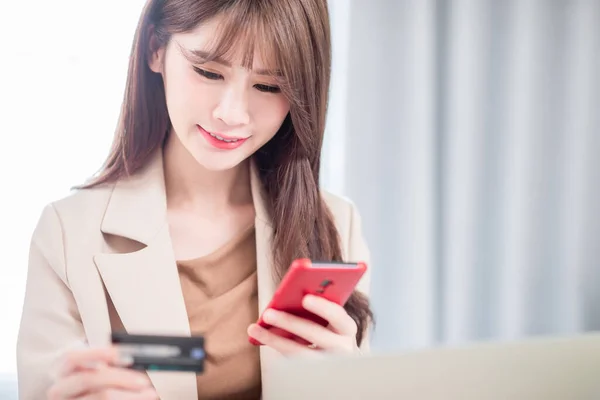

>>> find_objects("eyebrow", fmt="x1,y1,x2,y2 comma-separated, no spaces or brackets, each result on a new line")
183,48,281,77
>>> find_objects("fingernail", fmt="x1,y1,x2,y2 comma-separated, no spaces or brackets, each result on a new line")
248,324,264,337
263,309,277,323
116,353,134,366
303,295,315,306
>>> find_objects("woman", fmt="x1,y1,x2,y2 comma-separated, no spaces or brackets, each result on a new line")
17,0,373,399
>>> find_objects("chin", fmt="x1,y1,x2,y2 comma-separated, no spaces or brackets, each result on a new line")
189,150,250,172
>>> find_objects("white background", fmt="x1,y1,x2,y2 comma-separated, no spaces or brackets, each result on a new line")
0,1,149,374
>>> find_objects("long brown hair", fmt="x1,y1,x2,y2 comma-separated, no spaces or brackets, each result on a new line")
84,0,373,345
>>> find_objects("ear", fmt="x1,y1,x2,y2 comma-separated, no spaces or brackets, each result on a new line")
148,27,166,74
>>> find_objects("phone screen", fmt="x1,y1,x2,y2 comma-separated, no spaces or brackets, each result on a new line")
310,261,360,268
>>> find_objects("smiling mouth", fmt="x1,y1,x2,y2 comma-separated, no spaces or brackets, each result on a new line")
207,131,242,143
199,125,248,142
197,125,249,150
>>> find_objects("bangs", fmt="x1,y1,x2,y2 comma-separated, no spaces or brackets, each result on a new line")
200,2,281,77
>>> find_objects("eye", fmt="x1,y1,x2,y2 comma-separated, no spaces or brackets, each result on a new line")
254,84,281,94
193,66,223,80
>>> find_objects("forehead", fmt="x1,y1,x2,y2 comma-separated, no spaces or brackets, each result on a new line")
172,14,277,71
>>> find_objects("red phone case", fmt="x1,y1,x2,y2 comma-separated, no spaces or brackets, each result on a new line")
249,258,367,346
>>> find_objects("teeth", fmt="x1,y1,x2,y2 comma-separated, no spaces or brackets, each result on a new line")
209,132,238,142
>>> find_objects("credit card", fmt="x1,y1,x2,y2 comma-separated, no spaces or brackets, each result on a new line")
111,332,205,373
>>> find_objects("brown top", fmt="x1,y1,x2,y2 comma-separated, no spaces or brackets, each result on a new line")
177,224,261,400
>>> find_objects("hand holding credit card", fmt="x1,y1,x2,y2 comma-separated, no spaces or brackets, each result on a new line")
111,332,206,373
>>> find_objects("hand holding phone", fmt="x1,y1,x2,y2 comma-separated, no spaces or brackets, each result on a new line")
248,258,367,353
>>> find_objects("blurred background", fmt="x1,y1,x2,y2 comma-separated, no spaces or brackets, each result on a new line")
1,0,599,398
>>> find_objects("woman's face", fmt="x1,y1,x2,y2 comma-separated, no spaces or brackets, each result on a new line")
149,16,290,171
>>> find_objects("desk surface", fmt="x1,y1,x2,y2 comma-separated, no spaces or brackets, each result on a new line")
268,333,600,400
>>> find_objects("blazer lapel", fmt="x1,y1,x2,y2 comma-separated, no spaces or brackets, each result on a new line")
93,152,196,400
249,162,283,398
93,151,281,399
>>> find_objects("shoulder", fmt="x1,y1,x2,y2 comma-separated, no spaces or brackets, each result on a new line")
27,183,115,284
321,190,355,215
321,189,364,231
321,190,371,299
47,183,116,226
320,189,368,260
32,183,116,254
322,190,356,232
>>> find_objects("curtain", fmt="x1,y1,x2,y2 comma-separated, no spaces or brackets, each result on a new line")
323,0,600,350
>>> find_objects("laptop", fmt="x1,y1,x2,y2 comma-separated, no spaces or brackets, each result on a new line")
267,333,600,400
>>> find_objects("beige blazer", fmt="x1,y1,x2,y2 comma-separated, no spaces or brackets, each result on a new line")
16,151,372,400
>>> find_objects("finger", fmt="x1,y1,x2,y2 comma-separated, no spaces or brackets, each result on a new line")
48,367,152,399
247,324,316,356
58,347,132,378
260,309,346,351
78,388,159,400
302,295,358,337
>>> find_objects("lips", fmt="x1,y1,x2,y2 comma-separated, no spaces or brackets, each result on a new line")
196,125,249,150
206,130,243,143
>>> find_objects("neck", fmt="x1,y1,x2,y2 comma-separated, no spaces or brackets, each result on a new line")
163,132,252,212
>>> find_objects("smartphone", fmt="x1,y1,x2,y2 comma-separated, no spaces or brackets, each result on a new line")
249,258,367,346
111,332,205,373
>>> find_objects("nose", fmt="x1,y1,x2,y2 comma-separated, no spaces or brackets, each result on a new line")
212,84,250,127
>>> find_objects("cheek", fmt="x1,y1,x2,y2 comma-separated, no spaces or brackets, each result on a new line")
164,66,191,114
253,96,290,136
165,68,215,120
